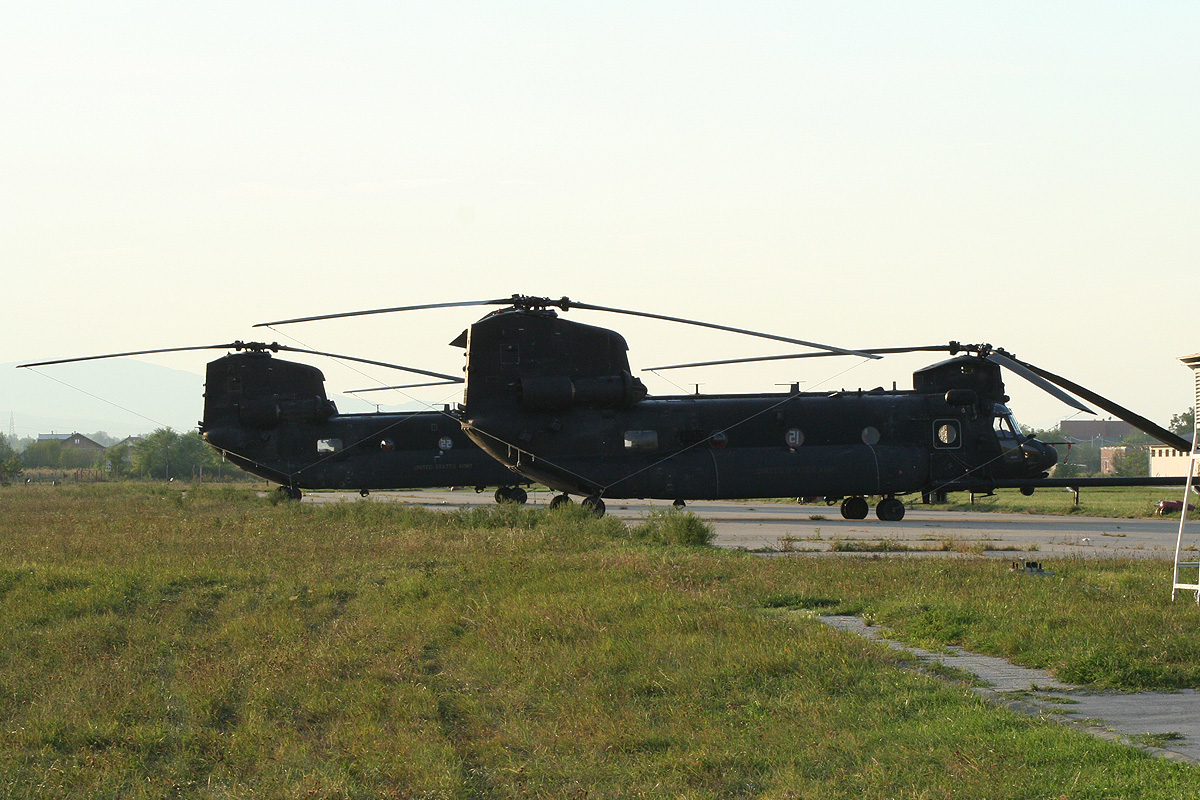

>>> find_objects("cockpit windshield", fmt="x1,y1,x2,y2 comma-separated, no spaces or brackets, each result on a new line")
992,404,1022,439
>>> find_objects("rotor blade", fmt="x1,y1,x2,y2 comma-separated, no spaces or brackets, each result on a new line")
563,300,883,359
268,345,463,382
254,298,517,328
984,352,1094,415
644,345,958,372
996,353,1193,451
19,342,257,368
346,381,462,393
259,293,881,359
20,342,463,383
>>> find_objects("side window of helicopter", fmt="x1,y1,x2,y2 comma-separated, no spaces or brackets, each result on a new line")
933,420,960,449
316,438,343,454
624,430,659,451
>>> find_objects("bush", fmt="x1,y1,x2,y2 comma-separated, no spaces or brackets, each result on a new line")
629,508,715,546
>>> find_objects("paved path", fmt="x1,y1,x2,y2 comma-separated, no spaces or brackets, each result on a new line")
822,615,1200,764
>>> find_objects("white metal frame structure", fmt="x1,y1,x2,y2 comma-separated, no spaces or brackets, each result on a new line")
1171,354,1200,601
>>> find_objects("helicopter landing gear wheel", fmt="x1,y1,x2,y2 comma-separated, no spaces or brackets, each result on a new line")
278,485,302,501
876,497,905,521
494,486,528,505
548,494,572,510
840,496,868,520
673,499,686,509
582,495,606,517
360,488,370,497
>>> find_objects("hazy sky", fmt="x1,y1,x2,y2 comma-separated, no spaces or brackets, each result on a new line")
4,2,1197,436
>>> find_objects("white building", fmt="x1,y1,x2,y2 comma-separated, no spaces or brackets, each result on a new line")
1151,445,1194,479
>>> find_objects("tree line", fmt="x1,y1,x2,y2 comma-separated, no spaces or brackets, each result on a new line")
0,429,251,483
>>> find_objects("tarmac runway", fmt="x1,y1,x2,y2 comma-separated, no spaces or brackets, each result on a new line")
304,488,1196,560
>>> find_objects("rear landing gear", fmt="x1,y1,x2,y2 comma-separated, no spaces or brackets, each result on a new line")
840,495,906,521
582,495,606,517
493,486,528,505
548,494,573,510
875,496,905,521
840,496,868,520
277,485,302,501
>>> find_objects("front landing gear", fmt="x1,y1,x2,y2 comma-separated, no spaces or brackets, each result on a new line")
548,494,573,510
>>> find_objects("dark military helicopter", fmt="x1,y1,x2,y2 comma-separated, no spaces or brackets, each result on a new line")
19,341,531,503
257,294,1193,520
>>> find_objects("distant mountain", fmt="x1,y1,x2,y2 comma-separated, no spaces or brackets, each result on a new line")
3,360,206,440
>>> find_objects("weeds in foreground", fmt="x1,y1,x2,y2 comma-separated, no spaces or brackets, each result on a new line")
0,484,1196,797
628,507,715,546
1132,732,1187,748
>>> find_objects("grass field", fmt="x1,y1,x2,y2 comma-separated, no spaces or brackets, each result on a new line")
2,483,1199,798
939,486,1190,518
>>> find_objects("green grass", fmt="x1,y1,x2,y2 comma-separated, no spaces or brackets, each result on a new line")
0,484,1197,797
940,486,1189,518
758,557,1200,690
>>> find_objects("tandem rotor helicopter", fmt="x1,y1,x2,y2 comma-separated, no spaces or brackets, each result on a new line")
20,340,532,503
248,294,1193,521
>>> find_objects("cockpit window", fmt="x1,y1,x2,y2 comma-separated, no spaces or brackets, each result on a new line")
992,404,1021,439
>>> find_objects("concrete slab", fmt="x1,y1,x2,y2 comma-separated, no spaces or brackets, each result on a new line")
821,615,1200,764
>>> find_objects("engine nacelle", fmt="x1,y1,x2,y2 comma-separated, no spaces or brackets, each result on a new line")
460,309,648,413
519,371,646,411
203,352,336,431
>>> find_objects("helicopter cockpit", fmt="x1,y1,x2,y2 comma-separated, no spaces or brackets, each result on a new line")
991,403,1058,476
992,404,1025,462
992,404,1023,440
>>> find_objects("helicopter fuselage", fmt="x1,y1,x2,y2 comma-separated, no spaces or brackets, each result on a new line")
200,351,522,494
455,308,1058,513
462,389,1056,501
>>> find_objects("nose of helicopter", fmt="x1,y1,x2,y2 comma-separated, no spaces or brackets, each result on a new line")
1022,437,1059,475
